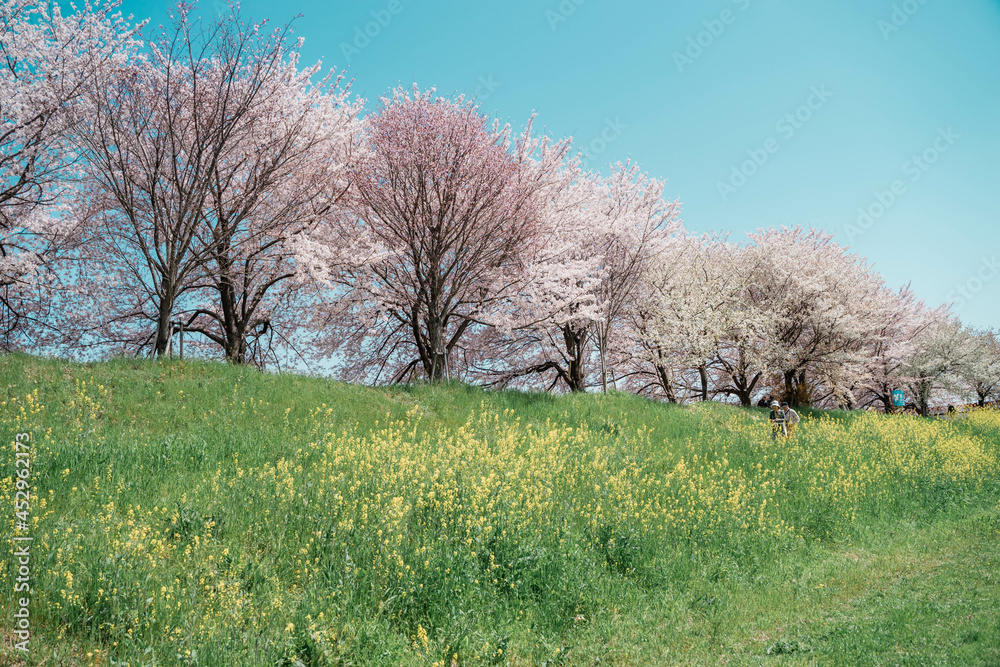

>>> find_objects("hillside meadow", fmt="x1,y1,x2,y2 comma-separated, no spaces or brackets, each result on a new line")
2,354,999,666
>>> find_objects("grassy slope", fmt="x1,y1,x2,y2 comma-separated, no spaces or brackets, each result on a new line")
0,354,998,666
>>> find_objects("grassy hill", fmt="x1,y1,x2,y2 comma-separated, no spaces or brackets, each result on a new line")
2,354,999,666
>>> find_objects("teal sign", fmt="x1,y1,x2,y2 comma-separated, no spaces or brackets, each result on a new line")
892,390,905,407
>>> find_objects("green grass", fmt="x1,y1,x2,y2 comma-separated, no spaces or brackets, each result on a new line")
1,353,998,666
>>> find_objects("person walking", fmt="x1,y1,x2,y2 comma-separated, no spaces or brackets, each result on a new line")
769,401,786,440
782,402,800,437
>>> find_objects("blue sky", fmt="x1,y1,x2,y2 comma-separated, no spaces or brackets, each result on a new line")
119,0,1000,329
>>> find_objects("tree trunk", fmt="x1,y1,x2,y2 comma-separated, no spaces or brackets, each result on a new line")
723,348,759,407
783,370,797,407
916,380,931,416
567,357,585,392
728,370,758,408
698,364,709,402
733,379,752,407
600,345,608,394
563,324,587,393
216,254,247,364
154,288,176,358
424,311,448,383
655,363,678,403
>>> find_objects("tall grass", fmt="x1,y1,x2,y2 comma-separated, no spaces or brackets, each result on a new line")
1,354,999,665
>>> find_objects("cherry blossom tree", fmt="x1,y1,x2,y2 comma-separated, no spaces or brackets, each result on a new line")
6,0,985,401
481,169,605,392
701,242,774,406
178,48,363,365
489,163,681,393
903,316,978,416
621,233,725,402
625,227,919,409
742,227,887,407
0,0,138,348
592,163,682,392
963,329,1000,407
846,286,931,412
75,4,334,359
625,236,780,407
319,87,567,383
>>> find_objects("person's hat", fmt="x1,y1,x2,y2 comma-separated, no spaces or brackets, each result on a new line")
770,401,779,407
781,402,789,408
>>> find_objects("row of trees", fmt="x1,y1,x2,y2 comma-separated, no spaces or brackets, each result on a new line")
3,1,997,411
